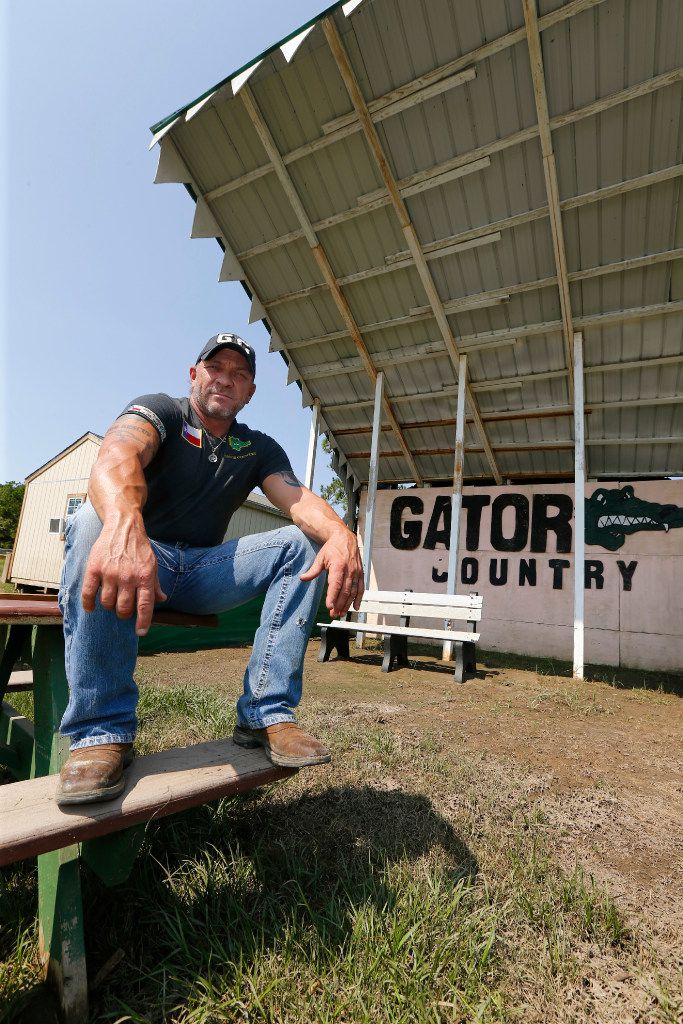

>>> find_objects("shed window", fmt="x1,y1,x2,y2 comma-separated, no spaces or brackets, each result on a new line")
48,518,63,534
65,496,84,517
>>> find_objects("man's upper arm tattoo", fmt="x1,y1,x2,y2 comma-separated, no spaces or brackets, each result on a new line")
105,421,159,460
275,470,303,488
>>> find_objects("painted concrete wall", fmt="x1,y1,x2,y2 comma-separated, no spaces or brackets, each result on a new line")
358,481,683,673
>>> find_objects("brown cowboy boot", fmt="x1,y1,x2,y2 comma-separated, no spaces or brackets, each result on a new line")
56,743,135,806
233,722,331,768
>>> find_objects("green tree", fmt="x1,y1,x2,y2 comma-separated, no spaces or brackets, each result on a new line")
0,481,25,548
319,437,348,513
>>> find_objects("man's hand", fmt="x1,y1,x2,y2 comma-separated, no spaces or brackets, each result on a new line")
299,526,364,618
81,516,166,636
84,414,165,635
261,471,364,617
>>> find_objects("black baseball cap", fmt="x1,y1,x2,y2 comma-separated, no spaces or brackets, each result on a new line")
196,333,256,377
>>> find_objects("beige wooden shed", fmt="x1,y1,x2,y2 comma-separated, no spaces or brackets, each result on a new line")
6,433,102,591
6,434,290,592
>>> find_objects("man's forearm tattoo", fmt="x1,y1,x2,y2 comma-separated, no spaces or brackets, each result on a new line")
276,470,303,488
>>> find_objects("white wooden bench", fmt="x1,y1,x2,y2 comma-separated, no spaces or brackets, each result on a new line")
317,590,483,683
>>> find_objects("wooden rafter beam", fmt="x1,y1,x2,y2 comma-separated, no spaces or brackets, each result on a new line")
317,351,683,408
322,15,503,485
350,443,574,458
373,466,682,485
377,471,575,484
332,408,577,436
328,393,683,435
261,240,683,315
347,435,683,460
239,84,423,485
264,231,502,309
523,0,575,386
286,263,683,384
284,291,683,358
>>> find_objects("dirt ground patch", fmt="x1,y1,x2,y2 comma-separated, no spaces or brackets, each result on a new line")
139,640,683,972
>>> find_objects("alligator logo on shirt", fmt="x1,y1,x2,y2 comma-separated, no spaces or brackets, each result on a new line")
585,485,683,550
228,436,251,451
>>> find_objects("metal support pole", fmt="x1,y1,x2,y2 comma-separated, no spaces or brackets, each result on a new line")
573,332,585,679
304,400,320,491
357,372,383,646
443,355,467,661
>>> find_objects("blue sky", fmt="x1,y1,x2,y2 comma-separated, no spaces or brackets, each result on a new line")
2,0,336,492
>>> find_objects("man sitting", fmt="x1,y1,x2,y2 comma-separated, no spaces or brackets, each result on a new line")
56,332,363,805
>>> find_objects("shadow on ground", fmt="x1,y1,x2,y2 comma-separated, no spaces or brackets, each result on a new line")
2,784,478,1021
90,784,477,1017
478,648,683,696
335,643,683,696
327,647,500,682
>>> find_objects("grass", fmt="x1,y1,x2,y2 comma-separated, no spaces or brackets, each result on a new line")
0,556,14,595
1,678,680,1023
489,687,617,718
529,687,616,716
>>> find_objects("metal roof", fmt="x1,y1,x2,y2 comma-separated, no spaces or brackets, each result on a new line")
150,0,683,489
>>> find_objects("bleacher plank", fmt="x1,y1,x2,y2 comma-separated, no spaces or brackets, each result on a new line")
0,595,219,629
0,740,295,866
6,671,33,692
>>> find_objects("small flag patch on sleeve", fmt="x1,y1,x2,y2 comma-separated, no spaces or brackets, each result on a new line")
182,421,203,447
126,405,167,442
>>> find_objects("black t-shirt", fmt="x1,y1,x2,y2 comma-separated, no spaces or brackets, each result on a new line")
118,394,293,546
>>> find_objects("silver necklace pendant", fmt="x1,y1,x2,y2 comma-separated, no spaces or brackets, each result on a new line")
208,453,218,463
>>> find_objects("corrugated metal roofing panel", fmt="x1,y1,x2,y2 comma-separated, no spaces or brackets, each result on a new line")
152,0,683,486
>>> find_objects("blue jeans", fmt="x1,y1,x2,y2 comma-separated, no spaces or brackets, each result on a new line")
58,503,326,749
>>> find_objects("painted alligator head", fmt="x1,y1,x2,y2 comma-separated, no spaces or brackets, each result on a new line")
585,485,683,550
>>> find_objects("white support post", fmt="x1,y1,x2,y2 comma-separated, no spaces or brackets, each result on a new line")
573,332,585,679
357,372,384,647
304,400,320,491
443,354,467,661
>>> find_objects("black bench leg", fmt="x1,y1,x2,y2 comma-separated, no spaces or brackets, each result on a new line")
398,635,409,668
318,625,350,663
381,634,408,673
454,644,465,683
453,641,477,684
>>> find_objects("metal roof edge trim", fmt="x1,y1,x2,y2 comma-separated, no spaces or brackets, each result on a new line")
149,0,352,135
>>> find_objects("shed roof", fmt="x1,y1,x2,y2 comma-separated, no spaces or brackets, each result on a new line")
243,491,290,517
25,433,103,483
151,0,683,488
